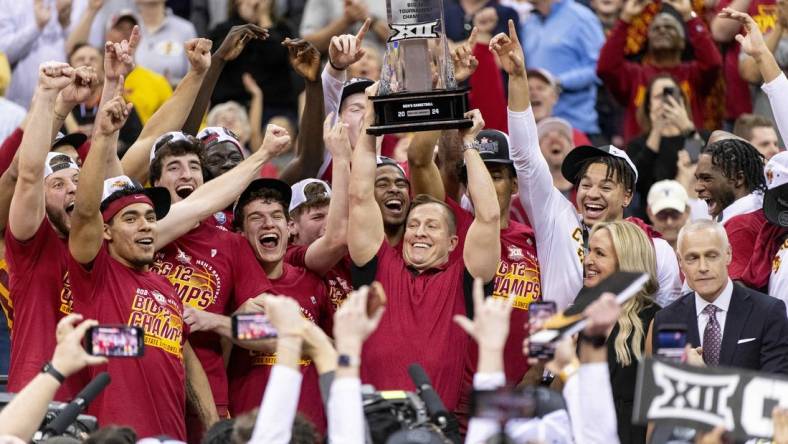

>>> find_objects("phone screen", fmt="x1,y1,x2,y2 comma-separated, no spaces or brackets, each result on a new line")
472,387,537,421
86,326,144,357
656,327,687,362
232,313,278,340
684,138,703,163
528,301,557,359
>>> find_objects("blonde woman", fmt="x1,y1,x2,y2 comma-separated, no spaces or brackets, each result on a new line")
584,220,659,444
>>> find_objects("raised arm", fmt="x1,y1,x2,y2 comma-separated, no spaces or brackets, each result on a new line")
8,63,74,242
711,0,753,42
460,110,500,282
596,0,648,104
0,0,48,64
242,73,265,151
348,84,384,266
301,0,356,53
182,24,269,136
738,21,783,83
121,38,213,184
278,39,326,185
304,114,350,275
407,130,444,200
721,9,783,83
52,64,100,141
69,82,132,265
154,125,291,249
65,0,103,55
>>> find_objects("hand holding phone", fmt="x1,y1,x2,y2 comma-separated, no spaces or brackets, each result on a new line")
85,325,144,357
655,324,687,363
528,301,557,359
232,313,278,340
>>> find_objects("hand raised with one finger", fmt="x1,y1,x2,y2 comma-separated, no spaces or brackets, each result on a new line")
488,20,525,77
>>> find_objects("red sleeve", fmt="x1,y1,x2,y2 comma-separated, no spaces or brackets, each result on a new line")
67,245,109,305
685,17,723,94
726,217,758,280
597,20,640,105
231,237,273,310
0,128,24,176
284,244,309,268
468,43,507,133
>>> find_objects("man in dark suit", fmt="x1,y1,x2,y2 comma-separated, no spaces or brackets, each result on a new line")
652,219,788,374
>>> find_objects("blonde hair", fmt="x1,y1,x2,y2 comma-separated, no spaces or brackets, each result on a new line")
590,221,658,366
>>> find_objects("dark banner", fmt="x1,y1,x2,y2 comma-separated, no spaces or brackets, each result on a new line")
633,358,788,441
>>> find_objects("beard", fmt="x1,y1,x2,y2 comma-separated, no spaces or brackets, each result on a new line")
45,206,70,237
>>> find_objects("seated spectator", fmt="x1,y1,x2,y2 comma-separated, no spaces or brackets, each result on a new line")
300,0,390,54
597,0,722,141
733,113,782,159
647,180,692,250
537,117,576,198
522,0,604,138
133,0,198,86
528,68,592,147
585,221,659,444
209,0,299,125
696,138,768,279
626,74,710,219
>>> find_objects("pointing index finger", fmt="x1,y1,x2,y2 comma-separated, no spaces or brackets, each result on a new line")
508,19,520,44
468,26,478,47
356,18,371,42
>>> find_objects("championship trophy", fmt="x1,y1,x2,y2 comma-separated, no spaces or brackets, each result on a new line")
366,0,472,135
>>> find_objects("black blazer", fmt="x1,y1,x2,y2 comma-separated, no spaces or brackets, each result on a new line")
652,284,788,375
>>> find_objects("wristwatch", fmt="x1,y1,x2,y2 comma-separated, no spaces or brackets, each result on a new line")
337,354,361,368
579,332,607,348
41,361,66,384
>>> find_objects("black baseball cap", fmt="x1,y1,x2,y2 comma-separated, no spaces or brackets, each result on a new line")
460,129,514,182
100,175,171,223
561,144,639,184
233,178,293,227
340,77,374,108
763,152,788,227
52,132,88,151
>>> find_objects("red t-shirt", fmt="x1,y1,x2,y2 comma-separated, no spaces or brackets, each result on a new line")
285,244,354,313
725,209,769,280
227,263,332,432
4,221,78,400
716,0,776,120
69,245,187,440
151,221,270,410
203,210,234,232
354,242,470,411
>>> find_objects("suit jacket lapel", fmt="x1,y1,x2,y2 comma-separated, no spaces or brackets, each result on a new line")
685,296,701,348
719,286,752,366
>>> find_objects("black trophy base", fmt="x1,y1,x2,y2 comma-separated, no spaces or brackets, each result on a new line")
366,87,472,135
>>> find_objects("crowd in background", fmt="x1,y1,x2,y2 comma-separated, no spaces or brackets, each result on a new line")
0,0,787,443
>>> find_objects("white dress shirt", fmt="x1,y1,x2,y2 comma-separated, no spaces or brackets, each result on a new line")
327,377,365,444
694,279,734,347
249,365,303,444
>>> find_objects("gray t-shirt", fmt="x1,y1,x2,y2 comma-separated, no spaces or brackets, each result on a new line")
134,10,197,86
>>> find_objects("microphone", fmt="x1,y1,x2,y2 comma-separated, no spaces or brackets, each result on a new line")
407,364,449,428
44,372,111,437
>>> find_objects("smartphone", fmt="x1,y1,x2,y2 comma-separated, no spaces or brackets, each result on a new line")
232,313,278,340
684,138,703,163
662,86,677,101
85,325,144,357
472,387,537,421
528,301,557,359
656,324,688,362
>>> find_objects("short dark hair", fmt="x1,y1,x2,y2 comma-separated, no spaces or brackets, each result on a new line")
84,426,137,444
149,136,205,184
409,194,457,235
68,42,99,64
701,138,767,193
231,411,318,444
574,156,636,193
202,419,235,444
235,188,289,231
733,113,775,141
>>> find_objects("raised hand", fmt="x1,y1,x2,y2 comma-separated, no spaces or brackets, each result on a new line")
260,294,309,337
185,38,213,74
56,0,72,28
34,0,52,30
718,8,768,58
453,27,480,83
51,314,108,377
488,19,525,77
663,0,692,20
323,112,351,161
257,123,291,157
283,38,321,82
60,65,98,104
241,72,263,98
459,108,485,143
621,0,650,23
96,78,132,135
215,24,269,62
453,278,513,350
333,283,386,352
329,19,371,71
104,25,140,81
344,0,369,23
38,62,75,93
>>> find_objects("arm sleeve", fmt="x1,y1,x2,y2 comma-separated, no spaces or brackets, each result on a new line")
0,10,39,64
468,42,507,133
686,17,723,94
653,238,681,308
465,372,506,444
249,364,303,444
556,19,604,91
508,107,584,310
762,73,788,142
0,128,23,176
317,64,346,178
596,20,638,104
328,377,365,444
564,363,620,444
